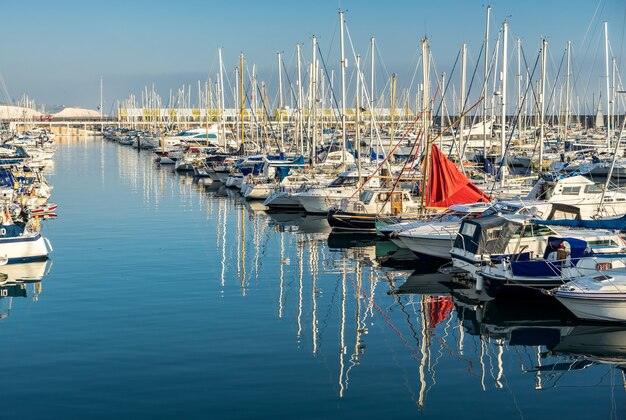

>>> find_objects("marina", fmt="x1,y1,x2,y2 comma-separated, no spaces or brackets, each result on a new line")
0,137,622,418
0,1,625,418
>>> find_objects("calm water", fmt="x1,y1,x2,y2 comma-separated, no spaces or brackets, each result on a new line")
0,137,624,419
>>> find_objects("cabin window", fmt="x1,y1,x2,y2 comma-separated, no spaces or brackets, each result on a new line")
584,184,604,194
361,191,374,203
561,186,581,195
587,239,619,248
551,210,579,220
532,225,556,236
461,223,476,237
375,192,387,203
485,227,502,241
329,177,357,187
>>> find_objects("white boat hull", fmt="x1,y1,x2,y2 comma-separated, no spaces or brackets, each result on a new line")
244,185,273,200
0,234,52,263
296,191,348,214
555,293,626,322
401,235,453,259
263,191,303,209
225,174,243,189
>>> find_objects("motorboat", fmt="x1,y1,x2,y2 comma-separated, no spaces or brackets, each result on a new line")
553,268,626,323
480,236,626,299
450,213,625,280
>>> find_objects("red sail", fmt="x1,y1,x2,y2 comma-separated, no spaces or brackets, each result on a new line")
426,144,490,207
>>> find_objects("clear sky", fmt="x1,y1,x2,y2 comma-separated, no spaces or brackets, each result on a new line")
0,0,624,113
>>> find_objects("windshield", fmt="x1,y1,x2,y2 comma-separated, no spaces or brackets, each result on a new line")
481,202,522,217
328,176,357,187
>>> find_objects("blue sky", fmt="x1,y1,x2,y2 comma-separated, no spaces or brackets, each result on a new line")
0,0,624,112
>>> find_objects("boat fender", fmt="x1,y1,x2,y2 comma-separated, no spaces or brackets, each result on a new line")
475,273,484,294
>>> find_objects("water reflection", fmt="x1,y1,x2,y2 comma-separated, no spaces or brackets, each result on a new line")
105,141,625,415
0,261,52,318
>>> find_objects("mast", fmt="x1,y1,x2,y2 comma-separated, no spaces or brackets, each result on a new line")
370,37,376,164
251,65,258,145
296,43,304,156
611,57,616,140
278,51,284,152
356,54,362,182
390,73,397,155
459,43,467,161
99,77,103,121
500,20,508,184
441,72,447,136
539,38,547,171
564,41,571,143
218,48,226,149
239,52,245,153
517,38,522,136
419,38,431,213
604,21,611,147
311,36,318,168
339,10,347,165
483,5,491,173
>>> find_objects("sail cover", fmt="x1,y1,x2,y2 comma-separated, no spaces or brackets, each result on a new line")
426,144,490,207
531,214,626,231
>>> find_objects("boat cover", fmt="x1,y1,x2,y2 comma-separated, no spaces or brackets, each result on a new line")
509,237,592,277
531,214,626,231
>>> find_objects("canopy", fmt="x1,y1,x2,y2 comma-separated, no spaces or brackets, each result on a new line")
509,237,592,278
454,215,524,256
426,144,490,207
542,237,592,260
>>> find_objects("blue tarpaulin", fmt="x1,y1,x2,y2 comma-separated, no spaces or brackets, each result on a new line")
531,214,626,231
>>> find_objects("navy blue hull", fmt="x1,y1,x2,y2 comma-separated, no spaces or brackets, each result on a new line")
482,273,562,300
327,209,376,232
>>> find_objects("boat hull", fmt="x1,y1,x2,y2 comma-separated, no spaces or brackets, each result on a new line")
327,209,376,232
481,272,562,299
400,235,453,259
263,191,303,210
0,234,52,263
554,292,626,322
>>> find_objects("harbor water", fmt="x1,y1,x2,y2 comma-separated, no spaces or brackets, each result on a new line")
0,137,624,419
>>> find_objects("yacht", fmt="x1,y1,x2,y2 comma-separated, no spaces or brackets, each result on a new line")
527,174,626,218
327,188,420,232
149,125,233,149
293,169,380,214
